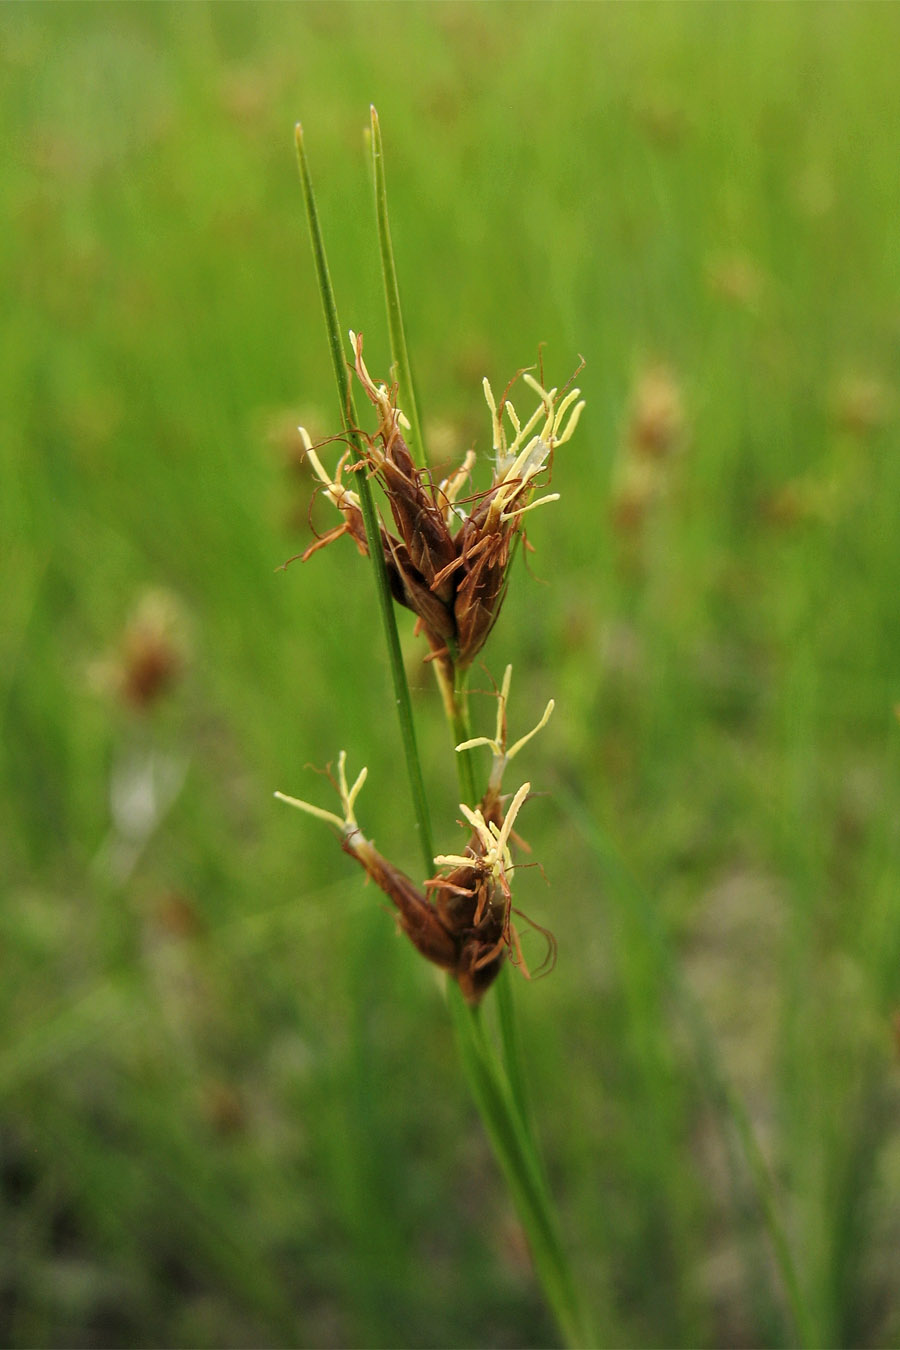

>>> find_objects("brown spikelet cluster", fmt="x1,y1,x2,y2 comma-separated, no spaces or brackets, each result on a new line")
277,335,580,1001
344,817,515,1007
296,333,584,681
91,589,189,712
277,754,554,1006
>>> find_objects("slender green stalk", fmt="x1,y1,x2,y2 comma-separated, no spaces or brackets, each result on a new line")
369,105,427,467
451,665,478,803
492,967,536,1143
370,148,560,1172
447,983,591,1348
449,666,536,1138
294,124,434,870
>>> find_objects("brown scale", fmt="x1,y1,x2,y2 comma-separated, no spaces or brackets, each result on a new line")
340,826,507,1006
339,786,553,1007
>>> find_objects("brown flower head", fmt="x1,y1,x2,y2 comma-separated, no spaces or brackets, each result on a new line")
275,682,556,1006
294,335,584,674
91,588,189,712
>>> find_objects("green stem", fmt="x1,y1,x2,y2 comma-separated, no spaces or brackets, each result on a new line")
449,666,535,1137
492,967,535,1148
295,124,434,871
451,664,478,805
448,984,592,1348
370,105,427,467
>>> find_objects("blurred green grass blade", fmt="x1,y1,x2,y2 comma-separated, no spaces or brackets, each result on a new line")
492,969,537,1147
294,123,434,871
447,982,593,1349
370,105,427,467
0,981,136,1095
558,785,816,1348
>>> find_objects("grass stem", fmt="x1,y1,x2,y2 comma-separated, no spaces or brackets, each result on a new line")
370,106,427,468
294,124,434,871
448,983,593,1348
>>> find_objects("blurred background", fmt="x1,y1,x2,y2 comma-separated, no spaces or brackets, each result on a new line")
3,3,900,1346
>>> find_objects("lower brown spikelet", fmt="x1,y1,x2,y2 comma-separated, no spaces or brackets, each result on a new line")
275,754,555,1006
291,334,584,676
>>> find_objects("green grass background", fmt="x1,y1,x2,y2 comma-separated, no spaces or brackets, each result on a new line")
3,3,900,1346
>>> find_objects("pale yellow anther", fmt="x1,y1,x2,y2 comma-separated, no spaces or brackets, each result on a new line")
518,393,553,445
458,801,488,836
274,791,345,832
494,780,530,855
303,444,361,513
349,330,409,438
483,377,502,453
522,372,555,402
302,444,328,484
275,750,368,839
348,330,371,387
349,328,385,409
455,667,554,797
552,388,585,444
435,780,532,886
497,664,513,742
438,449,476,525
471,370,584,527
499,492,561,524
553,386,581,430
336,750,368,826
434,804,492,872
507,698,555,760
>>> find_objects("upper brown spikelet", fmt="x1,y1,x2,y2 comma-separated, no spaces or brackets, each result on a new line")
293,333,585,677
451,506,511,669
352,334,458,600
276,754,553,1006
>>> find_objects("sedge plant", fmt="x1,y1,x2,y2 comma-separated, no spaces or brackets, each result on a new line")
278,108,817,1350
279,109,591,1346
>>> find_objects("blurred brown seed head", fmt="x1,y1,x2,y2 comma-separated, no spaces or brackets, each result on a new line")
120,591,187,709
219,67,268,126
832,374,892,437
611,456,663,534
92,588,189,712
155,889,205,940
201,1079,247,1136
626,364,685,460
706,252,768,312
634,94,687,148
